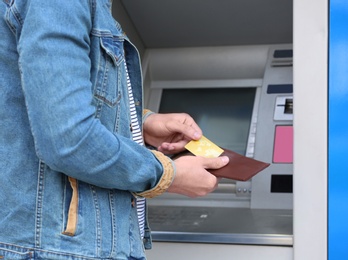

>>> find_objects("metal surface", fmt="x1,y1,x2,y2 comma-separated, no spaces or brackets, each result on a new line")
148,206,293,246
120,0,293,48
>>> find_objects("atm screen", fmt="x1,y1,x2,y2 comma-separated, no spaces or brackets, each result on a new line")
159,88,256,155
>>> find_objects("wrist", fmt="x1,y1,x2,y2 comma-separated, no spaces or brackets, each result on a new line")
142,109,155,123
134,150,175,198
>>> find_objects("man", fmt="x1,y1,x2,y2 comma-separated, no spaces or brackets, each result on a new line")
0,1,228,259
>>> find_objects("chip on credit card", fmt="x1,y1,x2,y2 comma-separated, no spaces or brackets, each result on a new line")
185,135,224,158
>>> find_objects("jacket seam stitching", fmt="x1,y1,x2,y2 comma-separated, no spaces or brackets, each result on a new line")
35,161,45,248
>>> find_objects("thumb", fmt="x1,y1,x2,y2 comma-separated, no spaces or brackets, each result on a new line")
203,156,229,170
166,120,202,141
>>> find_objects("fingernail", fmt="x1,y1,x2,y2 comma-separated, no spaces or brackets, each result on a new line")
193,132,201,140
221,156,229,163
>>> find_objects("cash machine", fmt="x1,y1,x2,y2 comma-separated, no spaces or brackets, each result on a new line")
143,44,293,248
114,0,329,259
113,0,328,260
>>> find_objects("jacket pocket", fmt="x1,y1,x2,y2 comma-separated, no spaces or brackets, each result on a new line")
93,34,125,108
62,177,79,236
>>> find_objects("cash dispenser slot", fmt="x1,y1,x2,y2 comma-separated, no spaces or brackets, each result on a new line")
274,96,293,121
283,98,293,114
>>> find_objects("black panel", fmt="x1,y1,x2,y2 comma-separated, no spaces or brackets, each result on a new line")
271,175,293,193
273,49,293,58
267,84,293,94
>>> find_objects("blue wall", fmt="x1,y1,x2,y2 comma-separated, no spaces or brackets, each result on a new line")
329,0,348,258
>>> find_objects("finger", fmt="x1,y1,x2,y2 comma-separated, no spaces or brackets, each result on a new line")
201,156,229,170
157,141,187,154
157,143,174,154
166,119,202,141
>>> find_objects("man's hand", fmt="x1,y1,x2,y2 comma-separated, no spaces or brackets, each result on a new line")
143,113,202,154
167,155,229,198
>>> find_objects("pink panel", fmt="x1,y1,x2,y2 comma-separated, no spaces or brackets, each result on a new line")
273,125,293,163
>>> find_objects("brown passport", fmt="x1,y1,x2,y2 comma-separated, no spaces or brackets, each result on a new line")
208,148,270,181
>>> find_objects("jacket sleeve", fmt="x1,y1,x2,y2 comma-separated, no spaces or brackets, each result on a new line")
13,0,173,197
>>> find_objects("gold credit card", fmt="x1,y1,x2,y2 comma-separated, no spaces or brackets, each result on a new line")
185,136,224,158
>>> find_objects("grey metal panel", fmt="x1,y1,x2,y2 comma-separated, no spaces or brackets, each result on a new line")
146,243,293,260
120,0,292,48
152,232,292,246
148,206,293,246
251,44,293,209
293,0,328,259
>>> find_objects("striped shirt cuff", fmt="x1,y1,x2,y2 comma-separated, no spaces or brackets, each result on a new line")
142,109,155,123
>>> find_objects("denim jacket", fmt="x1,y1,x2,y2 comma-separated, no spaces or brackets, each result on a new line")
0,0,175,259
